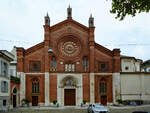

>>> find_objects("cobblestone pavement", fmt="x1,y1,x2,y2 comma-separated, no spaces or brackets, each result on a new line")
1,105,150,113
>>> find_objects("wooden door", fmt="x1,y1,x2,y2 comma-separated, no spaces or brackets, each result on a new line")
32,96,38,106
101,95,107,106
64,89,76,106
13,95,16,108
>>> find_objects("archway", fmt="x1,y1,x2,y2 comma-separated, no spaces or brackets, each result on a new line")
13,87,17,108
61,76,77,106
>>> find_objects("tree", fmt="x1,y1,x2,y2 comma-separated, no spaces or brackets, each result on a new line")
110,0,150,20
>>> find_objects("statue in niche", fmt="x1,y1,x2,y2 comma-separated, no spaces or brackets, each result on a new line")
64,79,76,87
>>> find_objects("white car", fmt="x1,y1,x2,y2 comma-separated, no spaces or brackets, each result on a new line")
87,104,109,113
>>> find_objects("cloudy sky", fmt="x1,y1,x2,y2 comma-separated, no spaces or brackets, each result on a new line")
0,0,150,61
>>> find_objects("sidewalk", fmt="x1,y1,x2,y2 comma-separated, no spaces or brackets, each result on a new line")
13,104,150,110
16,105,88,110
109,104,150,109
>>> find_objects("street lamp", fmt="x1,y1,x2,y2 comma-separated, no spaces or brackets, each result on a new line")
48,46,53,53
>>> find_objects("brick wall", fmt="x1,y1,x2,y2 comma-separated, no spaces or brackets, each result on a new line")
82,74,90,102
26,75,45,103
95,75,113,103
50,75,57,102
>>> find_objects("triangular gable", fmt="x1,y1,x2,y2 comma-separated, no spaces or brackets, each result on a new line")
50,19,89,32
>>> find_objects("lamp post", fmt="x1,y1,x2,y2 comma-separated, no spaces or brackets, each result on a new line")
48,46,53,53
139,93,142,105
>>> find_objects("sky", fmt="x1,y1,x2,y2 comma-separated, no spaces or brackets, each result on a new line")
0,0,150,61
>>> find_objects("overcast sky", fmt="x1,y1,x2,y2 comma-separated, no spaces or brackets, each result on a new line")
0,0,150,61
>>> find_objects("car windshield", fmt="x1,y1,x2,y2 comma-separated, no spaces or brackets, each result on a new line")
94,104,103,108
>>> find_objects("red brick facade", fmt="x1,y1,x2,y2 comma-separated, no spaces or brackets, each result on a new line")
83,75,90,102
16,8,120,106
50,75,57,102
26,74,45,103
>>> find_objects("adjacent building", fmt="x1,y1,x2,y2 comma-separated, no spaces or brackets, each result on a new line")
0,49,20,109
120,56,150,104
141,60,150,72
0,50,13,110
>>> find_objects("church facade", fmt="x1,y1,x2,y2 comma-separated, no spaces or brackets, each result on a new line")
16,7,120,106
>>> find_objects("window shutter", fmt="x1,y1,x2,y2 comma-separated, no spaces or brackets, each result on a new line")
0,61,2,75
1,61,4,76
1,81,4,92
5,63,8,76
6,82,8,92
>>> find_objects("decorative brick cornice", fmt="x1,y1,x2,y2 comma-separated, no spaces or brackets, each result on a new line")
50,19,89,32
95,43,113,57
25,42,44,56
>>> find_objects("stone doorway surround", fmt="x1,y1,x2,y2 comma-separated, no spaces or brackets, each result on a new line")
57,74,83,106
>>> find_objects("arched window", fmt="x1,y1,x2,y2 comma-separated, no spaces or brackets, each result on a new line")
99,79,107,95
13,87,17,94
99,62,108,72
32,79,40,94
83,57,88,69
1,81,8,92
51,56,57,69
65,63,75,72
1,61,8,76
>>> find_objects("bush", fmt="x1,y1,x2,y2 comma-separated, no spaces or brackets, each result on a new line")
22,98,30,104
53,100,57,105
116,99,123,104
22,98,30,107
83,99,87,104
10,76,20,83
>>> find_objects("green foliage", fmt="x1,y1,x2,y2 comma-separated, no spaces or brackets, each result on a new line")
10,76,20,83
116,98,123,104
83,99,87,104
141,60,150,67
110,0,150,20
22,98,30,104
53,99,57,104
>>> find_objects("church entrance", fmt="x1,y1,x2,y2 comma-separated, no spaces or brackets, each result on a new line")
64,89,76,106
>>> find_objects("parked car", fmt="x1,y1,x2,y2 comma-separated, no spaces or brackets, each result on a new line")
132,111,150,113
87,104,109,113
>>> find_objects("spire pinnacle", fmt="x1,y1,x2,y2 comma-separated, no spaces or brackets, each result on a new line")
90,14,92,18
46,12,49,17
67,5,72,19
89,14,94,27
44,12,50,25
